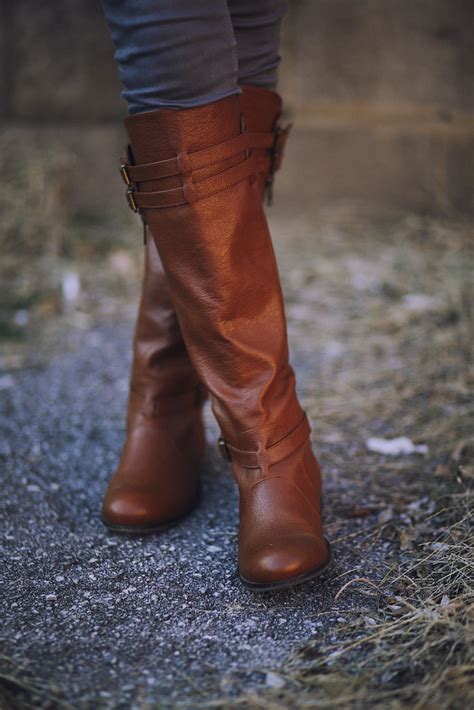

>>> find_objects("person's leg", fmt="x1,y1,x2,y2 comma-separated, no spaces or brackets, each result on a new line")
101,1,292,533
228,0,287,90
101,0,240,531
101,0,330,591
101,0,240,113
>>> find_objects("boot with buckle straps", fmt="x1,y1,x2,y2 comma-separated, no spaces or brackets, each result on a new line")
116,93,330,591
101,86,293,536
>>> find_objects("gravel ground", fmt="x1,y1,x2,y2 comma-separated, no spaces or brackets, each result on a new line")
1,209,471,708
1,320,357,708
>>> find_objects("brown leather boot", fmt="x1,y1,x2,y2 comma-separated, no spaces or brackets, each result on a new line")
120,95,331,590
101,86,290,533
101,238,205,532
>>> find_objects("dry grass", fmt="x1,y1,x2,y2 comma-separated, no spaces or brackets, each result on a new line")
281,497,473,709
0,129,138,342
199,487,473,709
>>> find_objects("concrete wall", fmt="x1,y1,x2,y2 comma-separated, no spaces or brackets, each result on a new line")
1,0,473,215
278,0,474,214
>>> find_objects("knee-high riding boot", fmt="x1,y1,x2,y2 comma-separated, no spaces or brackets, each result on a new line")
102,86,292,533
119,95,330,590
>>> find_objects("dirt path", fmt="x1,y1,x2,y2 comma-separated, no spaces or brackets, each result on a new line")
1,210,472,708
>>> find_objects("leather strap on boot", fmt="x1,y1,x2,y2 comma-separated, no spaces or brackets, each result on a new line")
120,132,256,212
217,414,311,470
121,123,290,212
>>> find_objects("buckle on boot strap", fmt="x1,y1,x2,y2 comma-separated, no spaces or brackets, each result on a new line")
119,132,257,212
217,437,232,462
217,414,310,469
246,124,292,205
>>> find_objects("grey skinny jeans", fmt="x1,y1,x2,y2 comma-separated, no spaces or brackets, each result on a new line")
101,0,287,114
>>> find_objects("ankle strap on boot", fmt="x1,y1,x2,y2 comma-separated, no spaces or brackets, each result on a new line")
120,132,256,212
217,414,310,470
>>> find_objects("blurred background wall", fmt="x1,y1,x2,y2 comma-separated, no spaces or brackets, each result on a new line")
1,0,473,222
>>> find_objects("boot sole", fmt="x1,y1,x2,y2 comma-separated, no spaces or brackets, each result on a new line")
239,538,332,593
101,515,184,535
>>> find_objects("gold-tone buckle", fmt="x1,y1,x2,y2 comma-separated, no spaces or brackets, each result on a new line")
126,187,139,213
120,162,132,186
217,436,231,462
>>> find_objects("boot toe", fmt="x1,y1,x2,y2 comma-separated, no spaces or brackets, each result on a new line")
102,487,159,528
240,533,329,587
101,484,197,530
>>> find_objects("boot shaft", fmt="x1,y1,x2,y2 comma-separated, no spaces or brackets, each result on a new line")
122,95,303,452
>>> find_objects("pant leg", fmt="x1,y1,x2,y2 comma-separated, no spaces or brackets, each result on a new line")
101,0,240,114
227,0,287,89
